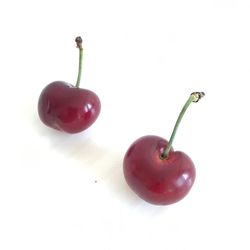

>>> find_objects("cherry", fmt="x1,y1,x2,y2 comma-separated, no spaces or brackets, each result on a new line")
123,92,205,205
38,37,101,133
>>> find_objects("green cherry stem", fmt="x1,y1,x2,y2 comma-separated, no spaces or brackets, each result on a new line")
75,36,83,88
161,92,205,159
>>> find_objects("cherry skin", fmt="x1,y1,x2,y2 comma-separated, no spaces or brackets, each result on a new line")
38,81,101,133
123,135,196,205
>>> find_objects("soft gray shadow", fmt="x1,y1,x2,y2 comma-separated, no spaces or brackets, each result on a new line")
99,151,143,207
32,114,140,206
34,118,105,163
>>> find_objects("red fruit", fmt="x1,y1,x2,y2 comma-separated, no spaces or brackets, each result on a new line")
38,81,101,133
123,135,195,205
123,92,205,205
38,36,100,133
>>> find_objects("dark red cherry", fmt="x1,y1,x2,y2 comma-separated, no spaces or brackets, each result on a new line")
123,92,205,205
123,135,195,205
38,81,100,133
38,36,101,133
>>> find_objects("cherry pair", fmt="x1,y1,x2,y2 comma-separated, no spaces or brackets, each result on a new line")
38,37,205,206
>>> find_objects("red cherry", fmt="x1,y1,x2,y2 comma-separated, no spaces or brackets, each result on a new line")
38,81,100,133
123,92,205,205
123,135,195,205
38,36,101,133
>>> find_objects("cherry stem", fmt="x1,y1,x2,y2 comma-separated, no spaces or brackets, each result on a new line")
75,36,83,88
161,92,205,159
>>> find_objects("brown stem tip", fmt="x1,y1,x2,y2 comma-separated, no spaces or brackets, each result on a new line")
75,36,83,49
191,92,205,102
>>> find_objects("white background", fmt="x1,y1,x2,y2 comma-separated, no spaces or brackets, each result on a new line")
0,0,250,249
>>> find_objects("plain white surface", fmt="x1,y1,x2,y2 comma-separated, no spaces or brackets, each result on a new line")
1,0,250,249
